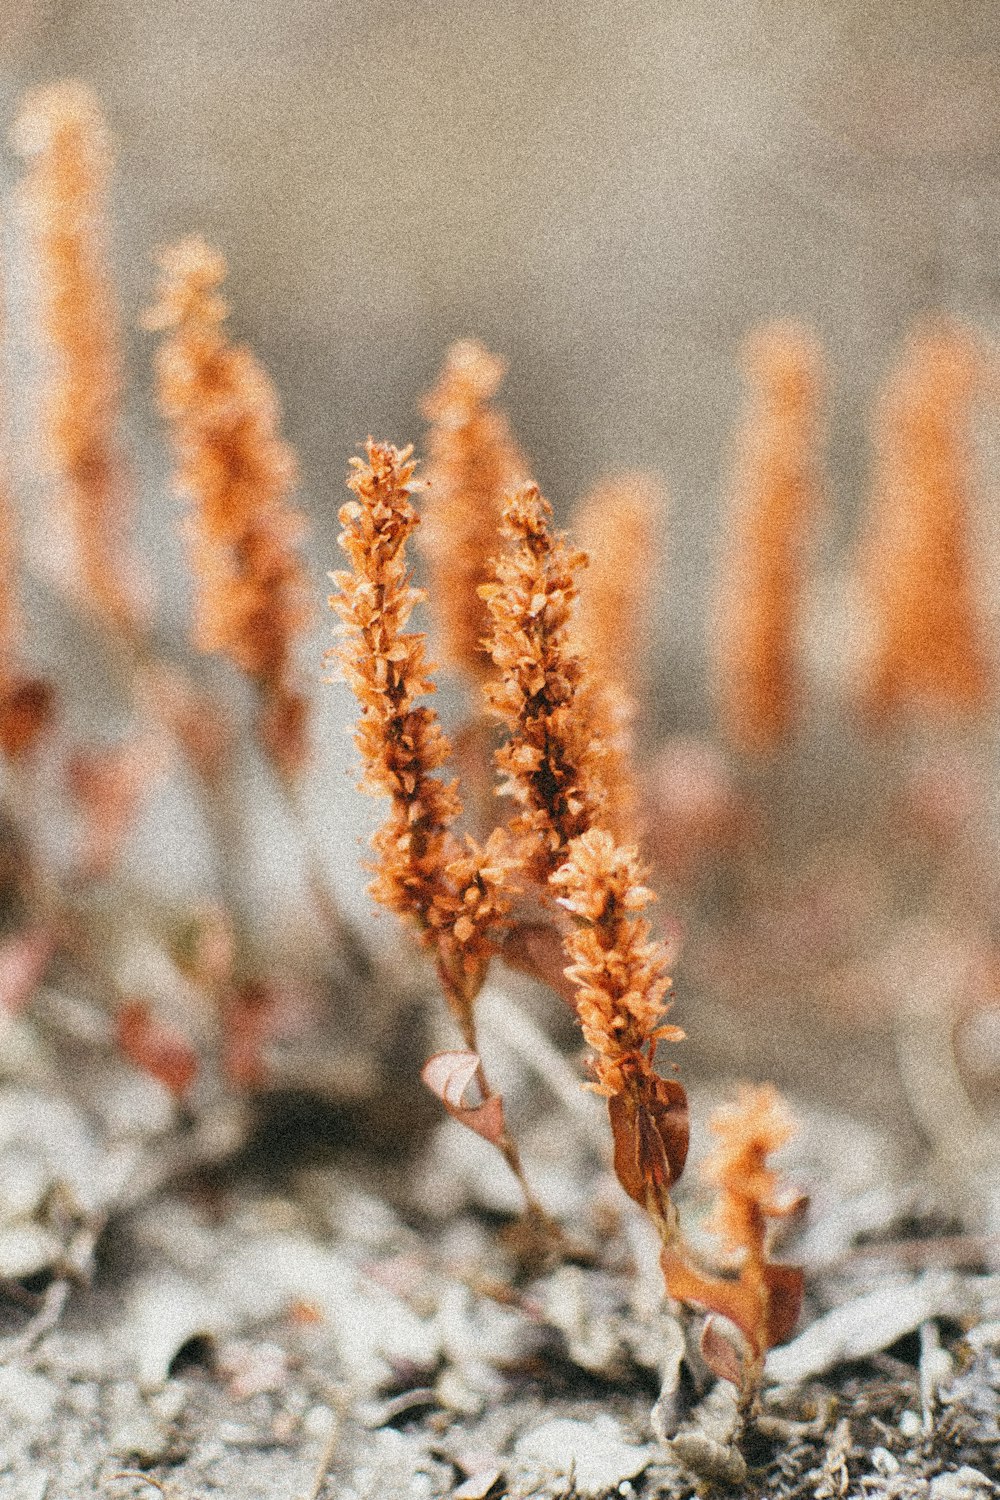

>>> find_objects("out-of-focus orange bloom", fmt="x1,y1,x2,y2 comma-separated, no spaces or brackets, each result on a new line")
573,472,664,841
147,236,311,781
420,338,529,684
661,1084,803,1393
13,81,141,637
713,323,823,753
858,323,990,724
0,294,53,761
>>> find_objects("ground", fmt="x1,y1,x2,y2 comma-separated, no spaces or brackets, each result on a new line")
0,986,997,1500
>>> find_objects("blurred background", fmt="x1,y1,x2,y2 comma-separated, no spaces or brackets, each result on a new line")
2,3,1000,1133
4,0,1000,672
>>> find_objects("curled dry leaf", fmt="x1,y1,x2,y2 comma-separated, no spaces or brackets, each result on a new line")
608,1078,689,1209
421,1050,507,1148
0,929,53,1014
700,1315,745,1387
662,1247,805,1371
116,998,198,1099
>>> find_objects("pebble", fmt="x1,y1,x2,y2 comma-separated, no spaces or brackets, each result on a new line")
302,1404,336,1439
0,1225,63,1280
899,1409,923,1439
148,1379,187,1423
871,1446,899,1476
64,1382,99,1417
928,1468,996,1500
515,1416,656,1500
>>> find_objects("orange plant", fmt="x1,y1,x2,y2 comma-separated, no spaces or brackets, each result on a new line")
712,323,823,753
332,451,802,1391
857,322,989,724
147,235,312,784
661,1085,804,1404
0,77,818,1420
13,81,142,638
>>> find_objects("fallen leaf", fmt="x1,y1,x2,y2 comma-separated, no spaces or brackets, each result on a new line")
514,1416,656,1500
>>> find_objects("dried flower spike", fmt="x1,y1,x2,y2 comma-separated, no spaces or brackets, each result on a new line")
147,235,311,781
661,1084,804,1400
481,484,605,879
420,338,529,684
712,323,823,753
572,473,664,841
332,440,550,1228
858,323,989,724
329,439,514,1026
552,828,687,1234
12,81,141,637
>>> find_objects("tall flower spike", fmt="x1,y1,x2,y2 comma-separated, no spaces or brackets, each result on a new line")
480,485,605,879
552,829,687,1236
572,473,664,841
329,439,514,1023
12,81,141,636
147,236,311,781
331,441,547,1231
857,323,989,724
712,323,823,754
661,1084,804,1401
420,339,529,684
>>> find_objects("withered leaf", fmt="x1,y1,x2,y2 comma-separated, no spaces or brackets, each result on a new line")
608,1076,689,1207
762,1261,804,1349
498,920,578,1007
700,1315,745,1386
421,1049,507,1147
661,1247,803,1363
660,1246,762,1355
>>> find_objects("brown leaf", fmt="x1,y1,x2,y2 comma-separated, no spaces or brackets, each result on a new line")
660,1247,762,1355
648,1075,689,1184
660,1247,803,1361
608,1077,689,1208
421,1049,507,1147
0,676,55,761
0,929,53,1014
762,1262,804,1349
699,1315,745,1386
